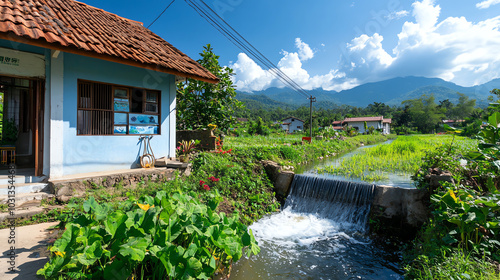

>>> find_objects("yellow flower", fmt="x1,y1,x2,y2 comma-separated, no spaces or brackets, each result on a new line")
449,190,457,202
208,124,217,130
138,203,153,211
53,251,65,257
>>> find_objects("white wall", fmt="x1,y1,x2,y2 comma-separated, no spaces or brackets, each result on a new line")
282,117,304,133
347,121,382,134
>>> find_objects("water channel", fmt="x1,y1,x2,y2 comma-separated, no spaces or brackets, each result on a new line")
230,140,409,279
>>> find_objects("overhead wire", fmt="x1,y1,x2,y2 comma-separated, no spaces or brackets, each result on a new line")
184,0,310,99
147,0,176,29
196,0,310,98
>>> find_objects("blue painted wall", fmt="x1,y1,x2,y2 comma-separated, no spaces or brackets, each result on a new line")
0,40,176,176
62,53,175,175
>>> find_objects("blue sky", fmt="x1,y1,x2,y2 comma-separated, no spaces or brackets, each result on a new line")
83,0,500,92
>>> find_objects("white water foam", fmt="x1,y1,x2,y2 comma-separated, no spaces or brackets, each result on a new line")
250,206,363,249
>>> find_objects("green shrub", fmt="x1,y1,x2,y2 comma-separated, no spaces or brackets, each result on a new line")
38,192,259,279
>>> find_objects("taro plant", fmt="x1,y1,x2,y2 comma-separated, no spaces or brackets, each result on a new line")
430,183,500,260
38,191,260,279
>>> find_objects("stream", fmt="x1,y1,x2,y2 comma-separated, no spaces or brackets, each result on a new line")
230,140,407,279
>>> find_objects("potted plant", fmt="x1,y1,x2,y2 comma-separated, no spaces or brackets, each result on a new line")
177,140,196,162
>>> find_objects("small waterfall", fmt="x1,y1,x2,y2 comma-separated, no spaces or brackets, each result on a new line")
284,174,375,232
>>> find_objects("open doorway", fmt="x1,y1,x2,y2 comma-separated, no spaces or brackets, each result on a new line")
0,76,44,175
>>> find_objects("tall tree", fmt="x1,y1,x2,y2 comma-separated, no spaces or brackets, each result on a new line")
449,93,476,121
176,44,243,131
403,94,444,134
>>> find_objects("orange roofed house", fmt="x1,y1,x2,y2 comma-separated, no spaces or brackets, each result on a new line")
342,116,391,134
0,0,217,184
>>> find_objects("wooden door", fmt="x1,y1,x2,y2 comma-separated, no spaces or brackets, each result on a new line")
34,80,44,176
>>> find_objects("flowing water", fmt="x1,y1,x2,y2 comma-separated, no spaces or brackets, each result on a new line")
230,175,404,280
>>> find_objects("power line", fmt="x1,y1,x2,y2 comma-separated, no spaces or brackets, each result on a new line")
147,0,176,29
185,0,311,99
197,0,309,98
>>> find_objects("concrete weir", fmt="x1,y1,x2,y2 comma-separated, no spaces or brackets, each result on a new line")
263,161,430,235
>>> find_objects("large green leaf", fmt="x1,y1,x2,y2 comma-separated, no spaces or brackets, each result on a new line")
51,223,80,254
104,211,127,238
488,112,500,128
118,237,149,262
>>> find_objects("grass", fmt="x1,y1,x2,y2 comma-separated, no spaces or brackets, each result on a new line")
316,135,477,181
404,217,500,279
406,248,499,280
226,133,393,168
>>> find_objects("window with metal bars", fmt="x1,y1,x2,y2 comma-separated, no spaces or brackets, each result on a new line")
77,80,160,135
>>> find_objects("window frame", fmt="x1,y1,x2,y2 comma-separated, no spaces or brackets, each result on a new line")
77,79,161,136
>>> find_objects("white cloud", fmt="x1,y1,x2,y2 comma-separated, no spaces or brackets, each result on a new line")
230,38,358,92
342,0,500,86
230,53,273,92
412,0,440,29
476,0,500,9
295,38,315,61
386,10,409,20
230,0,500,93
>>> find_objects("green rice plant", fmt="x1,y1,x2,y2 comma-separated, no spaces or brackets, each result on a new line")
317,135,477,181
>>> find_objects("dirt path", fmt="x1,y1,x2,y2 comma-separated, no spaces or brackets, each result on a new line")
0,222,59,280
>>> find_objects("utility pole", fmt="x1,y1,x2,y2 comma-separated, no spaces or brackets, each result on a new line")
309,96,316,138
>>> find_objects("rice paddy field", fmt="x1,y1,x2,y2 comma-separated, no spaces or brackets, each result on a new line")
316,135,477,182
224,133,392,168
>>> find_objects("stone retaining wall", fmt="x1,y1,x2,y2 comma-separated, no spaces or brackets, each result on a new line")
50,168,176,202
177,129,217,150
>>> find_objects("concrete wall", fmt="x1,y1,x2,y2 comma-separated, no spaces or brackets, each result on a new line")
346,121,382,134
177,129,216,151
370,185,430,236
282,117,304,133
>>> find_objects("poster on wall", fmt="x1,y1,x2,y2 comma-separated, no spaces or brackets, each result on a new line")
129,125,158,134
129,114,158,125
114,126,127,134
114,99,129,112
114,113,127,125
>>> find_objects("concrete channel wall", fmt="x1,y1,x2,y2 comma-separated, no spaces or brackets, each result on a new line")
262,161,430,235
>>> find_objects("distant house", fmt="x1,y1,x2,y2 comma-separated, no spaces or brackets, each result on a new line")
331,120,343,131
0,0,217,179
342,116,392,134
442,120,465,128
281,117,304,133
236,118,249,123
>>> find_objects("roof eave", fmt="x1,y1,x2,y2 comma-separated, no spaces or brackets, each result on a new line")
0,33,219,84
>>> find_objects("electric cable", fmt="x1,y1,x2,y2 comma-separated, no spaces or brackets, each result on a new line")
147,0,176,29
185,0,311,99
197,0,309,98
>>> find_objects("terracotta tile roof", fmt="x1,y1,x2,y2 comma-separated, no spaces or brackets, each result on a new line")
0,0,218,83
332,120,343,125
343,116,384,122
332,126,343,130
383,118,392,124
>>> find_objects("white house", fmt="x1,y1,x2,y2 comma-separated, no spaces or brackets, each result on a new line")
0,0,217,181
342,116,391,134
281,117,304,133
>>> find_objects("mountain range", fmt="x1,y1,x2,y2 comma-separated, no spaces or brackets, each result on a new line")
236,76,500,109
